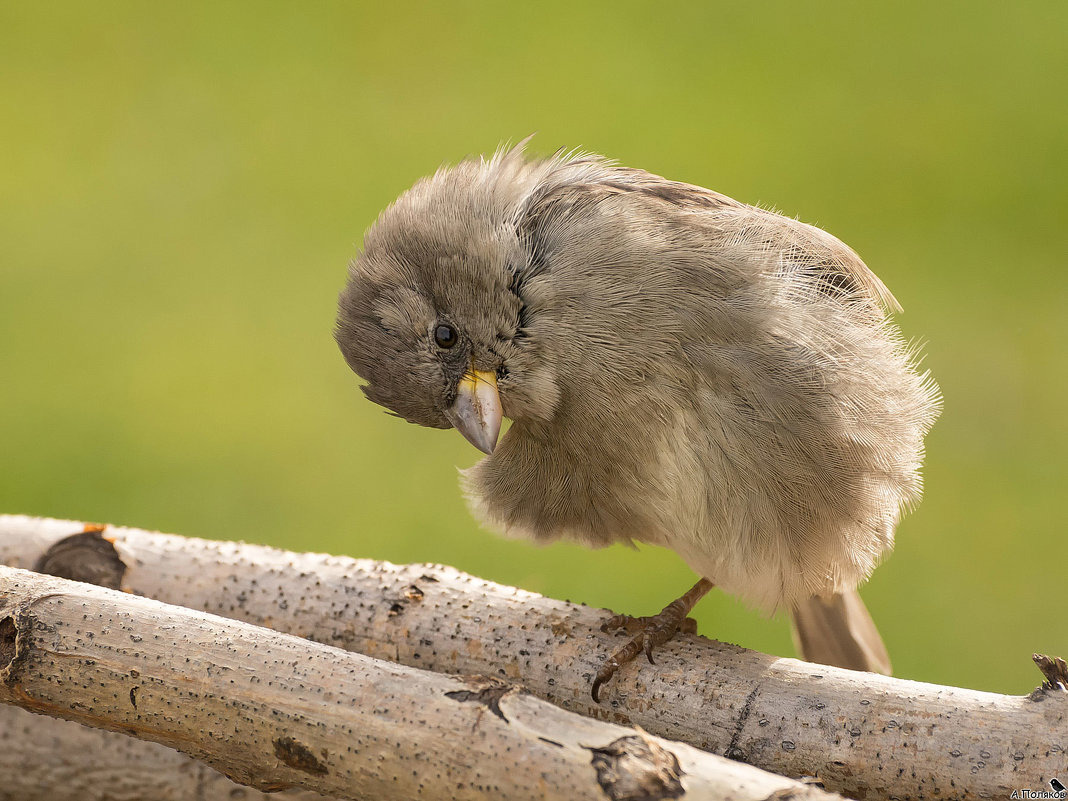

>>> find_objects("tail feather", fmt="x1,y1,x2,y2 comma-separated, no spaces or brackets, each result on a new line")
790,588,891,675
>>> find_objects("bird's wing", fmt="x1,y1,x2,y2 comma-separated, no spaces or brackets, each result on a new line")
521,163,900,312
735,206,902,313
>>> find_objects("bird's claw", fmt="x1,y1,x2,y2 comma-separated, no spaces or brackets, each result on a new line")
590,578,714,703
592,637,642,703
591,611,698,701
600,613,651,635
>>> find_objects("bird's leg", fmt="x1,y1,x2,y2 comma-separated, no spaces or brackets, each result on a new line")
592,577,714,702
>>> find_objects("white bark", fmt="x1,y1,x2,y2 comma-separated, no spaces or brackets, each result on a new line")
0,563,842,801
0,707,331,801
2,515,1066,800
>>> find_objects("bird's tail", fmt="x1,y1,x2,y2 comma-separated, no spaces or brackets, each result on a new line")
789,588,891,675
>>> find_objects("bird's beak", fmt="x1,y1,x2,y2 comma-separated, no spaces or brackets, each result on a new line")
445,368,502,455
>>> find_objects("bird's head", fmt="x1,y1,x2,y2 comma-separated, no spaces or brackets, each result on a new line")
335,151,562,453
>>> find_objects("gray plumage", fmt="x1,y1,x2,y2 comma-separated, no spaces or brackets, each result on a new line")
336,144,940,672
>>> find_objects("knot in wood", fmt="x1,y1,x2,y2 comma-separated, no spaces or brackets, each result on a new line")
34,528,127,590
588,734,685,801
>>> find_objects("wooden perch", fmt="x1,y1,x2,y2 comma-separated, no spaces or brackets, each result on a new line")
0,708,331,801
0,564,843,801
2,515,1066,800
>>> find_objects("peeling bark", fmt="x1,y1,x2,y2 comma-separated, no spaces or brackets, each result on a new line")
2,515,1066,800
0,563,844,801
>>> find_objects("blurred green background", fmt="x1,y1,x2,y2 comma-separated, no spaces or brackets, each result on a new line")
2,2,1065,695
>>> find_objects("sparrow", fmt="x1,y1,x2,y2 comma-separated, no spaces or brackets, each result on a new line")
335,143,941,700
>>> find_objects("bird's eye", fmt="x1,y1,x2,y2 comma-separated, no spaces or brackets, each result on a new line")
434,323,458,349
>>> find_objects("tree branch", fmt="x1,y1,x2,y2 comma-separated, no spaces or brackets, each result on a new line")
2,515,1064,800
0,563,842,801
0,706,332,801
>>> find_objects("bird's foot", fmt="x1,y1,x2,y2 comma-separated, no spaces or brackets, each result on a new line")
591,578,714,703
600,612,698,637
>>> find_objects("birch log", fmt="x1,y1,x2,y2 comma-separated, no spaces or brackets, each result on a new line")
0,709,333,801
2,515,1066,800
0,564,843,801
